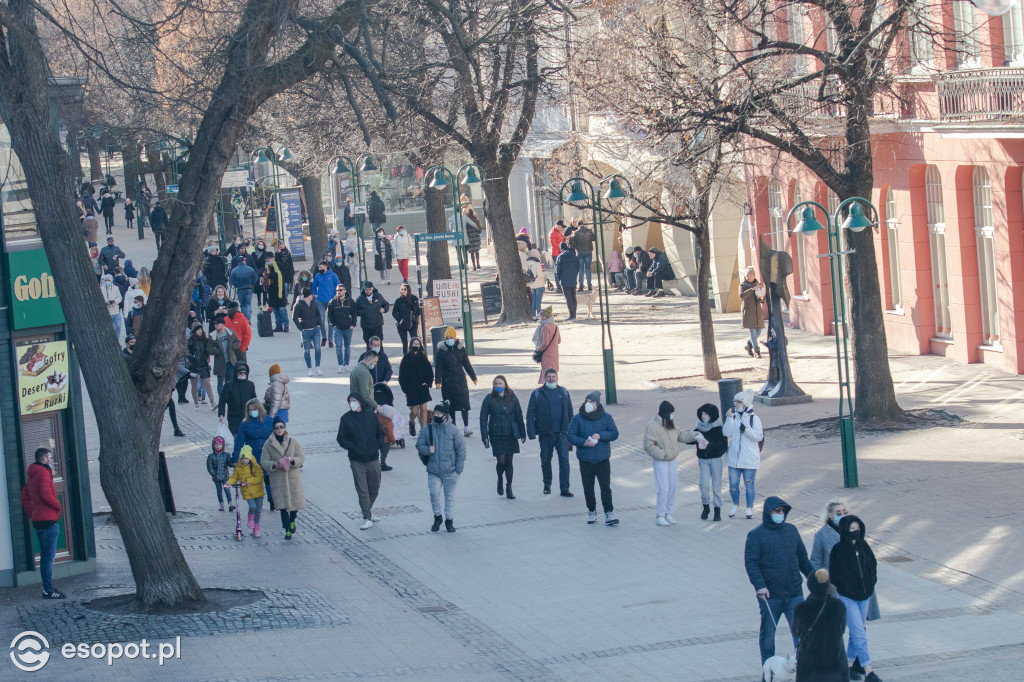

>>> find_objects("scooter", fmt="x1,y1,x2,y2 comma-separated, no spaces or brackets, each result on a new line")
231,483,243,541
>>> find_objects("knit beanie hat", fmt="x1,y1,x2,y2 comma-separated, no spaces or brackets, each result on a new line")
269,364,281,376
734,389,754,409
585,391,601,404
272,416,286,427
444,326,457,340
658,400,674,419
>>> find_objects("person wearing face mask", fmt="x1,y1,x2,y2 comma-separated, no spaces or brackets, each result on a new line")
349,350,380,411
330,253,352,293
265,257,290,332
567,391,619,525
417,402,466,533
744,496,813,669
218,362,257,435
124,295,147,341
211,314,245,396
532,307,559,383
526,368,573,496
355,281,390,348
336,393,386,530
366,336,393,384
293,288,323,376
392,225,413,283
398,337,433,436
233,399,277,509
391,283,421,355
828,515,881,682
203,245,228,288
186,324,220,411
480,376,526,500
292,269,314,307
100,274,124,339
206,285,233,331
328,284,357,372
261,417,306,539
313,261,340,346
694,403,728,521
722,389,763,519
228,252,258,321
643,400,695,527
274,240,295,299
434,326,477,437
372,228,393,285
344,227,360,290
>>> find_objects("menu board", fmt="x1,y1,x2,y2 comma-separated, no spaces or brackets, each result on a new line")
16,339,70,415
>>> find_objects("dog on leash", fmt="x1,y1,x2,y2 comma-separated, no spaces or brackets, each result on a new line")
575,288,598,319
762,652,796,681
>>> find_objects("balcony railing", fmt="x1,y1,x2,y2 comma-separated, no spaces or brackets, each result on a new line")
936,67,1024,121
775,81,847,121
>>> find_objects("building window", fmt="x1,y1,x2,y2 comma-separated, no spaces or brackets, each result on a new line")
0,122,40,245
792,184,807,295
972,167,1000,345
768,178,785,250
1005,1,1024,65
910,0,932,70
885,187,902,310
787,4,806,72
926,165,951,338
953,0,981,67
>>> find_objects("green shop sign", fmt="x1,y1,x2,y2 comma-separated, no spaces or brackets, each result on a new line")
6,249,65,329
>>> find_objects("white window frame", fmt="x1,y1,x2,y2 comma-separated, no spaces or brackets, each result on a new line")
885,187,902,310
972,167,1000,346
953,0,981,68
926,166,951,338
1004,1,1024,66
792,184,807,296
768,179,785,250
787,3,807,72
910,0,933,71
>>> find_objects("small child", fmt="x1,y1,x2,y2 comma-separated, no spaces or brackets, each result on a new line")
265,364,291,423
226,445,266,537
206,437,232,511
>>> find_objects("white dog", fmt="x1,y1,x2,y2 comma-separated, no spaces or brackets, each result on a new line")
575,288,598,319
762,652,796,681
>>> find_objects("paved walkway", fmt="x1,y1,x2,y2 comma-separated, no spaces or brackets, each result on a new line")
3,214,1024,680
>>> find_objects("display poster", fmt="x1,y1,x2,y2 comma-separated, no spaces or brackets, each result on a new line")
433,279,462,324
16,339,70,415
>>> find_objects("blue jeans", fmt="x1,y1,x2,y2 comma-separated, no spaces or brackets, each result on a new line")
111,313,122,339
274,306,288,330
758,595,802,663
624,269,636,290
301,328,322,368
333,327,354,365
729,466,757,507
839,595,871,665
275,408,289,423
215,480,231,505
237,288,253,320
36,523,60,594
247,497,264,525
539,433,570,492
577,252,592,289
316,299,330,336
531,287,544,318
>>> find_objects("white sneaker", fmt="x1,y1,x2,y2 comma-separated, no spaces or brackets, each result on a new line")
587,511,597,524
656,517,671,526
307,368,315,377
344,365,350,372
605,512,619,526
370,515,381,522
315,366,323,376
745,508,754,519
359,519,373,530
729,505,738,518
463,427,473,437
665,515,677,525
337,366,344,374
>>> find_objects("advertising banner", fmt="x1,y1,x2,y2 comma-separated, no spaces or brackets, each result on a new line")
16,339,70,415
433,279,462,324
280,188,306,258
6,249,65,329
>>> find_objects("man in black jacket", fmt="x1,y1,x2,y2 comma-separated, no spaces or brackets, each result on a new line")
355,281,390,348
217,362,258,434
744,495,813,666
203,247,228,288
100,192,117,234
337,393,385,530
526,368,574,496
367,336,393,384
630,247,653,295
645,247,676,298
327,284,357,372
554,247,580,321
292,288,323,376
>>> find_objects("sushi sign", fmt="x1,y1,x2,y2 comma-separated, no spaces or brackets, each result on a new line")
5,248,65,329
16,339,70,415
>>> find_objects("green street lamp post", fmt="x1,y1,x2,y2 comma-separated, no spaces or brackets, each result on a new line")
559,176,619,404
423,163,483,355
787,196,877,488
250,146,289,242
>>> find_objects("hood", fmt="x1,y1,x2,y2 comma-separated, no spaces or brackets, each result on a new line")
125,259,133,268
271,373,290,385
26,462,52,481
697,402,720,423
762,496,792,528
838,514,866,542
297,270,313,282
233,362,249,376
579,403,606,421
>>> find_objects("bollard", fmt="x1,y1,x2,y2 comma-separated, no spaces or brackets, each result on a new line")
718,378,744,421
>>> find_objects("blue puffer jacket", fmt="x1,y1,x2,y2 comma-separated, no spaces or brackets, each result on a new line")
232,415,275,465
416,421,466,477
744,496,813,599
567,405,618,463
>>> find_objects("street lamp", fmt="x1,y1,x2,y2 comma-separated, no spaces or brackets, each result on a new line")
250,146,286,241
787,196,877,488
558,176,619,404
423,163,483,355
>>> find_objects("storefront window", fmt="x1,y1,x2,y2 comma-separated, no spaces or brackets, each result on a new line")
0,122,41,244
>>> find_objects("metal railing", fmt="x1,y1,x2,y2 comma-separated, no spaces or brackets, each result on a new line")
936,67,1024,121
774,80,847,121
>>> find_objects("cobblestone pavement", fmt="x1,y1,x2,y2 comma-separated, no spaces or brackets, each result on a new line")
3,227,1024,680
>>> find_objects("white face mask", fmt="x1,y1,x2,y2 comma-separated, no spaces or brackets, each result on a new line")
584,402,596,413
348,401,360,412
668,413,674,421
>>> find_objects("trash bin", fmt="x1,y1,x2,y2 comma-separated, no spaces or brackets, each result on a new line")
718,378,744,421
430,325,448,365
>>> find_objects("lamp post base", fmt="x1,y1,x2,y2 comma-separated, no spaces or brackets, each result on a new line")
755,394,813,406
840,415,858,488
603,348,617,405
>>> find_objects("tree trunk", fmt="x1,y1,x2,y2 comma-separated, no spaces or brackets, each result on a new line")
87,137,103,183
67,124,83,182
482,173,531,324
694,222,721,381
299,175,327,259
425,183,452,295
145,142,167,200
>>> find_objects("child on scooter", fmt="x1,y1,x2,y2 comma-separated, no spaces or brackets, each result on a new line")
226,446,266,537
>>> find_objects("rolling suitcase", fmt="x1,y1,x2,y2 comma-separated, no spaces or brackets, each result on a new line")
256,308,274,337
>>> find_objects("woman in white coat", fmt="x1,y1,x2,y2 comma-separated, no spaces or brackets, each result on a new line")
643,400,696,526
722,389,763,519
393,225,414,284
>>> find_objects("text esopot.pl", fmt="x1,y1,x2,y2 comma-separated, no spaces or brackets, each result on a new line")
10,632,182,672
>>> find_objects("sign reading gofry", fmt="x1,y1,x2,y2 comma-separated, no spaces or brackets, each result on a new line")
5,249,65,329
16,339,70,415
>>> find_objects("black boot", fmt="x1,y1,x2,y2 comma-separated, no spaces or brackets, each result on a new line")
713,507,722,521
506,485,515,500
445,519,456,533
701,504,710,520
745,341,754,357
431,515,443,532
497,478,504,496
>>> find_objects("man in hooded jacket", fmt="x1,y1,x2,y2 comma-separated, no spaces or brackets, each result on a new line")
744,496,813,666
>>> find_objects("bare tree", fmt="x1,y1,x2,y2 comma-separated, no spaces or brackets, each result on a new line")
0,0,363,607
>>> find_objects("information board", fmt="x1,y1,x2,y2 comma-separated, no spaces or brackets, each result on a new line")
16,339,70,415
480,281,502,322
433,279,462,324
279,188,306,259
421,296,443,331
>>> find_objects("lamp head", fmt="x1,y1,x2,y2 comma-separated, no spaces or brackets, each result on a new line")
793,206,826,235
359,156,377,172
277,147,293,162
841,202,874,233
603,178,628,201
462,166,481,184
428,170,449,190
333,158,350,174
565,181,588,203
253,149,271,164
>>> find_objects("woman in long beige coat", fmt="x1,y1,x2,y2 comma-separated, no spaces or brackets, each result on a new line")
261,417,306,539
739,267,765,359
532,307,560,384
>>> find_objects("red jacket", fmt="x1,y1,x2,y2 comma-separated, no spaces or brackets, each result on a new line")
224,311,252,351
20,463,61,523
549,227,565,258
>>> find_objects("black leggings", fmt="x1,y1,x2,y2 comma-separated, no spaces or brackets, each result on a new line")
460,409,469,427
495,454,514,484
166,400,180,432
280,510,297,530
397,327,418,355
469,250,481,269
